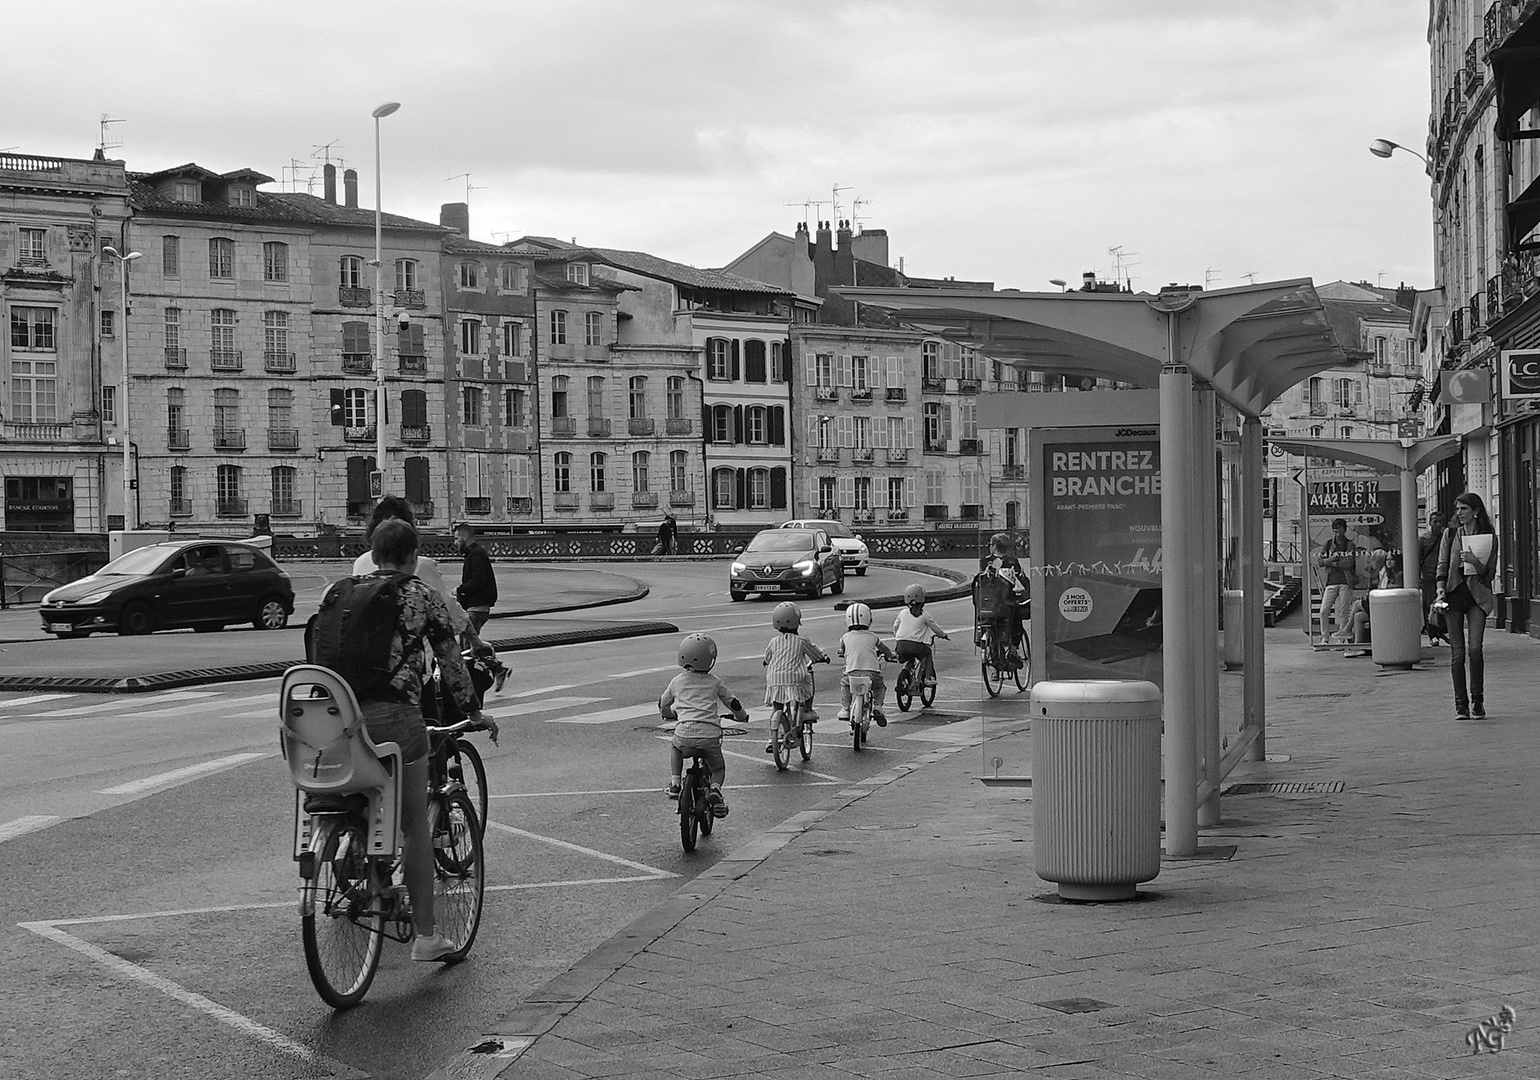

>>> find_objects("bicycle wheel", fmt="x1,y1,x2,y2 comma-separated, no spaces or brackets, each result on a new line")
771,710,790,772
302,818,383,1009
798,709,813,761
1012,637,1030,692
920,677,937,708
981,631,1004,697
679,777,699,852
852,698,865,750
429,791,484,961
699,789,714,836
895,667,913,713
448,739,489,833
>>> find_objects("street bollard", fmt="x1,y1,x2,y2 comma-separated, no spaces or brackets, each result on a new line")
1032,680,1162,902
1369,588,1423,669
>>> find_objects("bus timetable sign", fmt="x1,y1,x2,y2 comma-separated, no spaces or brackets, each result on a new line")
1500,350,1540,402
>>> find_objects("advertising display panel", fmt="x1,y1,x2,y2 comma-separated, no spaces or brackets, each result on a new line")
1028,426,1163,687
1302,460,1403,644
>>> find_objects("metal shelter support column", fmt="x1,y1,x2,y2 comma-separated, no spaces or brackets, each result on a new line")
1161,361,1198,856
1196,388,1221,826
1400,461,1420,583
1241,416,1266,759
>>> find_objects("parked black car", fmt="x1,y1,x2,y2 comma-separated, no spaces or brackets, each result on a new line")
729,528,844,601
38,540,295,637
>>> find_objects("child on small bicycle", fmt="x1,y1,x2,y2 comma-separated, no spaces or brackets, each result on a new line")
892,584,950,688
762,601,829,752
837,602,898,727
660,633,748,815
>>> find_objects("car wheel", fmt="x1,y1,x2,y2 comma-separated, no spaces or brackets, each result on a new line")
53,630,91,639
831,571,845,596
254,596,289,631
855,567,867,577
729,589,746,603
118,602,155,636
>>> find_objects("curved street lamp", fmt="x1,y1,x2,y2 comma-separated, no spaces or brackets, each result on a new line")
372,102,401,496
1369,138,1430,167
102,245,143,529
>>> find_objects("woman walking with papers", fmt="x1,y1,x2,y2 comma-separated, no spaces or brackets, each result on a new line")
1435,492,1498,720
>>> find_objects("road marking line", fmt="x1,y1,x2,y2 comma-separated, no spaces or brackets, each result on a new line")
0,815,60,843
0,693,77,710
483,695,607,720
501,683,580,699
491,781,843,799
41,690,223,718
722,746,849,782
483,821,676,877
607,664,676,678
546,704,657,725
486,876,666,892
98,753,268,796
42,901,293,927
18,921,362,1076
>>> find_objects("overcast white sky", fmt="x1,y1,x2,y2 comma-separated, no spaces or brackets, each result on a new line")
10,0,1433,293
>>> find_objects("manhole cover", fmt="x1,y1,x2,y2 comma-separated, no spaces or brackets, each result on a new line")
802,848,855,858
1225,781,1344,794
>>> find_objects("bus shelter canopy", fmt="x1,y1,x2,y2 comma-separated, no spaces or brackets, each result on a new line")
835,278,1350,417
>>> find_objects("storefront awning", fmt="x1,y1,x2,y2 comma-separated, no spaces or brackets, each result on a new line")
1508,170,1540,251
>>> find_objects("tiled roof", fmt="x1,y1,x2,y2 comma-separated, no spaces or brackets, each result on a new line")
586,247,792,294
530,269,635,294
127,176,448,233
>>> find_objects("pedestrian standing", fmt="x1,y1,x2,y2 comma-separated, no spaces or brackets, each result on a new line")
1435,492,1497,720
1315,518,1357,644
1419,510,1448,641
454,521,498,634
657,513,678,556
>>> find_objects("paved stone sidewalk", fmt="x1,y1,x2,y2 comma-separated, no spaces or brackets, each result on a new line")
439,625,1540,1080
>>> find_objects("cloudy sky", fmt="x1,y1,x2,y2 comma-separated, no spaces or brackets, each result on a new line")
10,1,1432,293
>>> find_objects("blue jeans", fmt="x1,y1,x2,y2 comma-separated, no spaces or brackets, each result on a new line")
1445,586,1487,710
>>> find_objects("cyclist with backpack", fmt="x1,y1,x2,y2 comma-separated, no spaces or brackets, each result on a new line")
312,518,491,962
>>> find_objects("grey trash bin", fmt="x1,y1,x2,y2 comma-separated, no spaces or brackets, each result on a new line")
1369,587,1423,669
1032,680,1162,902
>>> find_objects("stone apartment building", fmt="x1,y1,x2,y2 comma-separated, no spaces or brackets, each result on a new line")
121,162,453,534
437,209,540,526
1425,0,1540,633
0,152,132,532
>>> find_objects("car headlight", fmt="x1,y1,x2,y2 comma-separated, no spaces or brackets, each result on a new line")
731,562,746,574
77,591,114,606
793,560,815,575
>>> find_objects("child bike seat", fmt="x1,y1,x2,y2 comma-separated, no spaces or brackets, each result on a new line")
279,664,400,795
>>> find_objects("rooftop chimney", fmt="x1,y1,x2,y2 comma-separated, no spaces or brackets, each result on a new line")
1081,271,1098,292
343,168,358,209
440,201,469,236
323,163,337,204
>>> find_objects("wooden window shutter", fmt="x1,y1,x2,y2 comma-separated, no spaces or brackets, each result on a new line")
905,476,916,508
347,456,370,501
735,468,747,510
702,403,714,443
733,404,745,444
770,467,787,510
838,475,855,508
942,405,953,442
837,354,851,387
806,351,818,386
873,419,888,448
730,339,741,381
769,406,785,446
873,475,888,507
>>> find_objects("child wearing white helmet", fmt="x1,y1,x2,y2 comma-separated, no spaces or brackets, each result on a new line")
762,602,830,751
659,633,748,813
892,584,950,688
837,602,898,726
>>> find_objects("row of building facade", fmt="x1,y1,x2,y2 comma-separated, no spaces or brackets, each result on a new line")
1417,0,1540,636
1,158,1057,536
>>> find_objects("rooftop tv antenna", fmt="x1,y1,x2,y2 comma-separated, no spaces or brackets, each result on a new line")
1204,267,1223,288
783,197,828,230
311,141,344,170
831,183,853,226
98,115,126,155
281,158,320,194
1108,245,1140,290
446,173,487,206
851,196,874,231
1241,271,1260,285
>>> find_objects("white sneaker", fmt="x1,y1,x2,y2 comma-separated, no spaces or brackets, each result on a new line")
411,932,457,962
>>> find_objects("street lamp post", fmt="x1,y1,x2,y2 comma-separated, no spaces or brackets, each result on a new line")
371,101,401,498
1368,138,1430,168
102,246,143,529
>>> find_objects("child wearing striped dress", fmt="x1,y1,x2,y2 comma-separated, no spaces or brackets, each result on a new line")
762,602,829,752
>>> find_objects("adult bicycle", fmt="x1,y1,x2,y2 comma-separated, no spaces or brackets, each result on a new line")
977,620,1028,697
280,665,485,1009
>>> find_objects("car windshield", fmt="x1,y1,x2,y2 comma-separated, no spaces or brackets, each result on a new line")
747,532,815,553
813,521,854,539
96,546,173,576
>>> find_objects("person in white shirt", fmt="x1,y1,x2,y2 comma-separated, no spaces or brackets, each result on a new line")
892,583,950,688
660,633,748,814
837,602,898,727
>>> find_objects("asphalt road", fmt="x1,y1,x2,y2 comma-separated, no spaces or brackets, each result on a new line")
0,559,1011,1080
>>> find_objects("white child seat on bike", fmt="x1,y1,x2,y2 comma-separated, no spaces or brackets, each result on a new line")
279,664,399,794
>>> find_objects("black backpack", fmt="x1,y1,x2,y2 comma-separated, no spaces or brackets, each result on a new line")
310,572,411,704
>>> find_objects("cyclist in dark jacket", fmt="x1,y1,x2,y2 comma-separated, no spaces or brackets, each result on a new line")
454,522,498,633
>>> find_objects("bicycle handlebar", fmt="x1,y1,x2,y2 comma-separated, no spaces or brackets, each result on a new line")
426,716,490,736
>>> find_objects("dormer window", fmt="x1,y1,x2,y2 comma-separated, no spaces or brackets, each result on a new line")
229,186,254,207
174,181,200,203
566,263,589,286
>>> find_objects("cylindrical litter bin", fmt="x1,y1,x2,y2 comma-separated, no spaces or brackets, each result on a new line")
1032,680,1162,902
1369,588,1422,669
1222,589,1244,669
